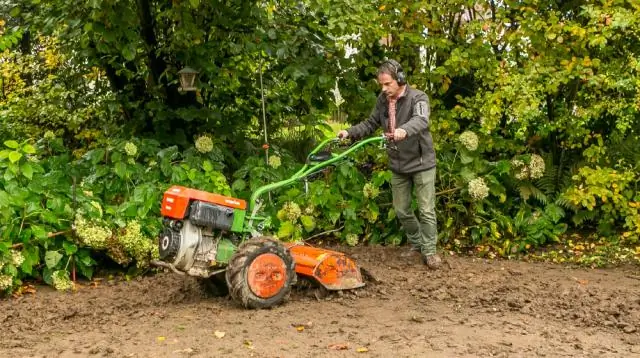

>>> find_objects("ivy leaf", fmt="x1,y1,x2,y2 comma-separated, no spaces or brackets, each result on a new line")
45,250,63,269
30,225,48,240
231,179,246,192
460,151,474,164
20,162,34,180
122,44,136,61
300,215,315,232
8,151,22,163
4,140,19,149
459,166,476,181
63,241,78,255
20,245,40,275
277,221,296,238
114,162,127,178
22,144,36,154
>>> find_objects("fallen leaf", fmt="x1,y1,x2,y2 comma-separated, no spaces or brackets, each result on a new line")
244,339,254,350
328,343,349,350
291,321,313,332
357,347,369,353
157,336,166,342
214,331,226,338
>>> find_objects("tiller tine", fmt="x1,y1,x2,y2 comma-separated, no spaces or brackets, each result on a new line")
285,242,365,290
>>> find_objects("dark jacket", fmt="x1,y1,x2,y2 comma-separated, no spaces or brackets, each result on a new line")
347,86,436,174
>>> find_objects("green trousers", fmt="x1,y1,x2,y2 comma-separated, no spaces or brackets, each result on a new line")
391,167,438,255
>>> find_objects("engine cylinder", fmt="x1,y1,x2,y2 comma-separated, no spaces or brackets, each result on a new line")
189,200,234,230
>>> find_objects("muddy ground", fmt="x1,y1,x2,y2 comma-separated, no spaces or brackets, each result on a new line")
2,245,640,358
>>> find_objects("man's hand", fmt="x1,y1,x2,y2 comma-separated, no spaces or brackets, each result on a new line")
337,130,349,139
393,128,407,141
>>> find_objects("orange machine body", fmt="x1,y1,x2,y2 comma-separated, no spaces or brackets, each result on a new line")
160,185,247,220
285,242,365,290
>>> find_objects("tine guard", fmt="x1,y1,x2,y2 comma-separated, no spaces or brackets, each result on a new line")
285,243,365,290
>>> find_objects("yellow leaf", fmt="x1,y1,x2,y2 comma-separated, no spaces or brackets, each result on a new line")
214,331,226,339
357,347,369,353
442,76,451,92
296,326,305,332
379,5,386,10
157,336,166,342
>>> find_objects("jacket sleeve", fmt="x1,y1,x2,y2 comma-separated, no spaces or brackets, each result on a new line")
399,92,430,137
346,99,382,139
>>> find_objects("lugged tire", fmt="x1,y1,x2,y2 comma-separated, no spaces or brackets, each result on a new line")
225,236,296,309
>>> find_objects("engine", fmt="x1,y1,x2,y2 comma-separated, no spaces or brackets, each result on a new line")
156,186,247,277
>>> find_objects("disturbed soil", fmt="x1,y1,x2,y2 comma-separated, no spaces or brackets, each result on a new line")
2,245,640,358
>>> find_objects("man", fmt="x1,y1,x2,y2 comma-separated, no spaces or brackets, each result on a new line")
337,59,441,269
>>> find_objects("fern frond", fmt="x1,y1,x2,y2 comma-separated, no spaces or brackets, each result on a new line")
518,183,548,205
535,152,557,195
532,150,577,198
571,209,598,226
555,196,579,212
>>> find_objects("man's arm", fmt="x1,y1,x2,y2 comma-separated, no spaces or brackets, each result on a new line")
398,92,430,137
345,100,382,140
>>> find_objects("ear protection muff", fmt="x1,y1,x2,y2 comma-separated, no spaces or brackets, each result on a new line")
383,59,406,85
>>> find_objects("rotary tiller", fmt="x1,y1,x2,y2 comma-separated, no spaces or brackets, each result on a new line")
152,136,386,309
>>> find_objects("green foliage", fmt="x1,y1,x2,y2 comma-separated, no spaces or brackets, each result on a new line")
0,135,233,293
1,0,639,293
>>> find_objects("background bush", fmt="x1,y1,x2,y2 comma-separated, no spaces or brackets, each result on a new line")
1,0,639,293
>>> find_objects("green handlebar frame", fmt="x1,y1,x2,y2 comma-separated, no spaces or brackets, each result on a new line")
248,135,386,212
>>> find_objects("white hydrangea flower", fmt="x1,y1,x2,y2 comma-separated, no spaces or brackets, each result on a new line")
195,135,213,153
277,202,302,222
512,155,545,180
459,131,479,151
0,275,12,290
363,182,379,199
511,158,529,180
51,270,73,291
529,154,545,179
118,220,155,267
11,250,24,267
268,155,281,169
345,234,359,247
468,177,489,201
44,130,56,140
304,204,315,215
124,142,138,157
74,215,111,249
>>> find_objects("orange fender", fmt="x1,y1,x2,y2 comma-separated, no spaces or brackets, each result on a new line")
285,242,365,290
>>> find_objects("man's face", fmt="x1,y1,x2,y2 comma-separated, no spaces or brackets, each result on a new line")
378,72,400,98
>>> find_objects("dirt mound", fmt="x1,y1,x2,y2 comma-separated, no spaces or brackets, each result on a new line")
1,245,639,357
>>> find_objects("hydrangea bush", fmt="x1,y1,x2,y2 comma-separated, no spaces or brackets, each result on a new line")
0,135,233,294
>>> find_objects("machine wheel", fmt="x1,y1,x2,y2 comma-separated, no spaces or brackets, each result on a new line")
225,236,296,309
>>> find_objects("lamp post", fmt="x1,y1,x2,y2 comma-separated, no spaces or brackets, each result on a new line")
178,66,199,92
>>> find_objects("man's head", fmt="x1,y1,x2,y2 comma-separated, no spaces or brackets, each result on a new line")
377,59,406,98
